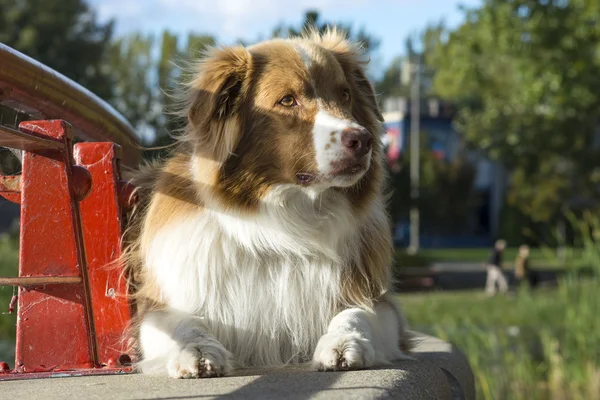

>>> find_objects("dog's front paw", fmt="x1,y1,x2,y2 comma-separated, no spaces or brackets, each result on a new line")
312,332,375,371
167,339,232,379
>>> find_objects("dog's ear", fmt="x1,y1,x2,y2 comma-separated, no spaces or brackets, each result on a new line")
186,46,251,161
311,29,384,132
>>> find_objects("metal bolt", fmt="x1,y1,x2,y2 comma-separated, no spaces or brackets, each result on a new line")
0,362,10,372
118,354,132,366
106,358,120,368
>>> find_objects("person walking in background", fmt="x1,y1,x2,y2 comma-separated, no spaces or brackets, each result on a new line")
514,244,538,291
485,239,509,296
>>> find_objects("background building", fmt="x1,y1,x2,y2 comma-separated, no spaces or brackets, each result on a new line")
382,96,507,247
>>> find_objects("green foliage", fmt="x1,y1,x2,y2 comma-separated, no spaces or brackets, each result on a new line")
498,202,532,246
107,30,216,153
430,0,600,222
374,56,407,99
108,34,158,136
0,0,115,100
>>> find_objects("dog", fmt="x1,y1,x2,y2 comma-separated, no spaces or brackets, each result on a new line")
123,28,412,379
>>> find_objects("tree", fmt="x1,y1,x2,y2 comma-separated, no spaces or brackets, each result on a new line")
0,0,115,100
374,56,407,100
430,0,600,222
106,30,215,152
108,34,158,140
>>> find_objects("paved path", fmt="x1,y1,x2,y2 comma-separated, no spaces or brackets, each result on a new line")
2,333,474,400
396,262,594,291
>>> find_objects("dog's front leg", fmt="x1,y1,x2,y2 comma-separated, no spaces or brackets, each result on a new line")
312,295,410,371
137,310,233,378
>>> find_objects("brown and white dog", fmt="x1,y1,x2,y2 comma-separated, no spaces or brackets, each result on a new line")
124,29,412,379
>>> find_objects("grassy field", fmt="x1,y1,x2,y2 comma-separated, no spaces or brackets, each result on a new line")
398,218,600,400
397,279,600,400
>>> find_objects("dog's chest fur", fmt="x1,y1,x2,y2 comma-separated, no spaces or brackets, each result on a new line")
144,186,364,366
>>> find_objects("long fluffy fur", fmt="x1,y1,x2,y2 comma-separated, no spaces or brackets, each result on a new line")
122,28,412,376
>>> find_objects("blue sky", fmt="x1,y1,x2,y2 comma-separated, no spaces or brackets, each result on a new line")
90,0,481,76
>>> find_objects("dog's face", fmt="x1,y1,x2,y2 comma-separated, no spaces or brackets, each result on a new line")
186,31,384,211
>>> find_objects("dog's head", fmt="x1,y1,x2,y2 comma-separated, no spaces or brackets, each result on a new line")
184,29,384,213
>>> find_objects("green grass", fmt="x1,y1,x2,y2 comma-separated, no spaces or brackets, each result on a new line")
395,247,589,269
0,233,18,340
397,223,600,400
397,280,600,399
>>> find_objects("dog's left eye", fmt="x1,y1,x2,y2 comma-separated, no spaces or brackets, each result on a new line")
342,89,351,103
278,95,297,107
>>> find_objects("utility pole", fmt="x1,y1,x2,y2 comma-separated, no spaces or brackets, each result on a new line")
408,56,420,255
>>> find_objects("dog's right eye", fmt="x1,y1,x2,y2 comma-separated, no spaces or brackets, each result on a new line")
278,95,297,107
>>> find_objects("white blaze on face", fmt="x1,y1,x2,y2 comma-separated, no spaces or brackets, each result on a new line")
294,43,313,69
312,109,363,177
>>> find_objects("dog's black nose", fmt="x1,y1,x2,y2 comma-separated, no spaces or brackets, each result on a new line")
341,128,373,158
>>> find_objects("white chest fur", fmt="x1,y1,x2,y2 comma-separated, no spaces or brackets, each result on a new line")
144,186,363,366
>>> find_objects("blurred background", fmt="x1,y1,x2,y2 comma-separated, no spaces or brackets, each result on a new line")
1,0,600,398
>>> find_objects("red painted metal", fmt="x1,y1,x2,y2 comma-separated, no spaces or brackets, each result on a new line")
74,142,136,367
13,120,98,373
71,165,93,201
0,366,132,382
0,166,92,205
0,192,20,204
0,121,139,380
0,124,63,152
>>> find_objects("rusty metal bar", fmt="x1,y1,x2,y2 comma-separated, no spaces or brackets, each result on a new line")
0,276,82,287
0,44,140,165
0,125,63,152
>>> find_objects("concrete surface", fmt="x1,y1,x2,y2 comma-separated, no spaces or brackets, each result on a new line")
3,332,474,400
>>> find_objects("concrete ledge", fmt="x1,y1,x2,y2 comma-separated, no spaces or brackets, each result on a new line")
3,332,474,400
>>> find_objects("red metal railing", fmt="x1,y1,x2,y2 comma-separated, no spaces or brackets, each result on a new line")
0,45,139,380
0,43,140,166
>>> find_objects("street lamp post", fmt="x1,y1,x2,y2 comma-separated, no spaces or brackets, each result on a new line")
408,57,420,255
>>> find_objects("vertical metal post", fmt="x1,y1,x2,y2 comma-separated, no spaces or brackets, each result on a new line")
74,142,136,366
15,120,97,372
409,57,420,255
